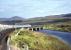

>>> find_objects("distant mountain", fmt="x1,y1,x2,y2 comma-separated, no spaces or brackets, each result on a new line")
0,13,71,25
62,13,71,17
26,13,71,21
0,16,25,21
9,16,25,21
0,16,25,24
20,13,71,24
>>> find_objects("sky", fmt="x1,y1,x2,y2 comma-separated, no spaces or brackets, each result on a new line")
0,0,71,18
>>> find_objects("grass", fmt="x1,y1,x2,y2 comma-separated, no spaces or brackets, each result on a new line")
9,29,71,50
43,24,71,32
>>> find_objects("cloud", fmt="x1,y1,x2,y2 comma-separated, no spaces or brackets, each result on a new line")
0,0,71,18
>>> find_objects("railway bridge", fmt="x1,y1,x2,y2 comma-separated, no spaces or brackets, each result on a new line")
0,24,43,50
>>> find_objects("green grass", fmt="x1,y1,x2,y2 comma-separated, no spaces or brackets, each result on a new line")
43,24,71,32
10,30,71,50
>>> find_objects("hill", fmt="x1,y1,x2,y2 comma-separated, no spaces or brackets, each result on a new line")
0,13,71,25
10,30,71,50
0,16,25,24
18,13,71,25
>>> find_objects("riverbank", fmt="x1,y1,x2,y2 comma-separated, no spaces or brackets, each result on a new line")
39,30,71,44
9,29,71,50
43,24,71,32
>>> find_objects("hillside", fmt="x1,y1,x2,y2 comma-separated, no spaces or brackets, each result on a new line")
24,13,71,23
16,13,71,24
10,30,71,50
0,16,25,24
0,13,71,25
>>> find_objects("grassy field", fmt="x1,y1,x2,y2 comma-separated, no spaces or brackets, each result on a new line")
9,29,71,50
43,23,71,32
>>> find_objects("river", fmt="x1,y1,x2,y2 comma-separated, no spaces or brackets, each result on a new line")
39,30,71,45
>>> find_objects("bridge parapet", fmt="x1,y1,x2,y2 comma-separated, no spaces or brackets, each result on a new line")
0,23,43,31
0,24,32,31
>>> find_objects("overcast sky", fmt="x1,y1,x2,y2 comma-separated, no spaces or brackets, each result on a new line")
0,0,71,18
